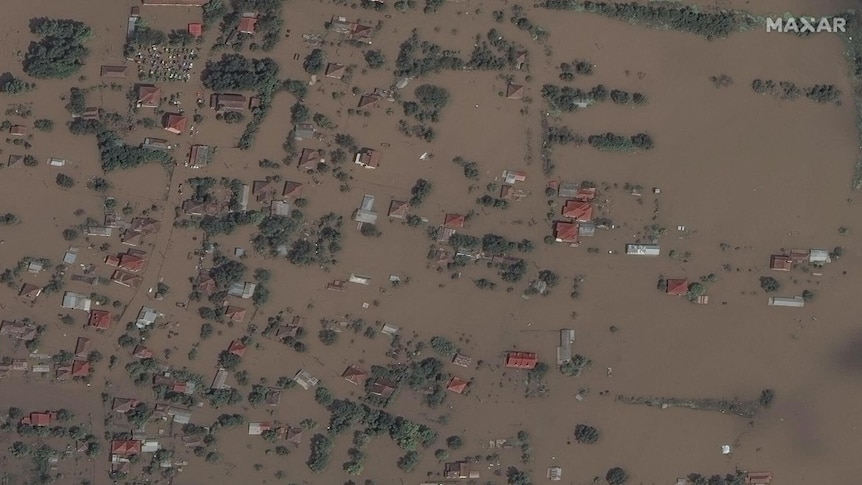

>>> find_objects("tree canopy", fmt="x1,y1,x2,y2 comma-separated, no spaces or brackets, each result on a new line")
202,54,279,91
24,18,93,79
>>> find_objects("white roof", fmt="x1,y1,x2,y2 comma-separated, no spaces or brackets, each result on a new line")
381,323,399,337
136,306,160,328
62,292,92,312
294,370,319,390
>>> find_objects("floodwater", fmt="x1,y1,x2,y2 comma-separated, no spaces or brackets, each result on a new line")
1,0,861,484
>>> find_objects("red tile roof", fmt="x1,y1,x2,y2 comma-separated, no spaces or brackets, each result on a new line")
133,345,154,359
553,221,579,243
443,213,466,228
505,351,538,369
25,412,53,427
225,306,246,322
562,200,593,222
111,440,142,456
163,113,187,134
769,255,792,271
228,340,247,357
137,85,161,107
342,365,368,386
88,310,113,329
71,360,91,378
188,23,203,37
446,376,469,394
665,279,688,296
574,187,596,202
238,17,258,34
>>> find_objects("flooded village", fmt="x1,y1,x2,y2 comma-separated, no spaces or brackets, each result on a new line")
0,0,861,484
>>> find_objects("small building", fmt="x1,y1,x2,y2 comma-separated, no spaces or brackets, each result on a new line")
136,306,160,328
10,125,27,137
506,83,525,100
557,329,575,365
330,16,351,33
443,213,466,229
141,0,208,5
298,148,325,172
227,340,247,357
282,180,303,199
133,345,154,359
137,85,161,108
502,170,526,184
369,378,396,398
187,144,210,168
143,137,172,151
553,221,579,244
357,93,382,109
238,15,258,33
381,323,399,337
665,279,688,296
444,461,480,479
354,194,377,224
446,376,469,394
768,296,805,307
547,466,562,481
342,365,368,386
88,310,113,329
769,254,793,271
225,306,246,323
86,226,113,237
388,200,409,219
293,123,316,140
71,360,91,378
187,22,203,37
270,200,291,217
0,320,38,341
62,292,92,312
353,148,380,169
210,93,246,113
626,244,660,256
18,284,42,301
325,63,347,80
211,368,229,390
163,113,187,135
349,22,373,43
101,65,128,79
252,179,278,203
452,353,472,368
112,270,143,288
809,248,831,264
745,472,773,484
562,200,593,222
515,51,527,69
293,369,319,390
505,351,538,369
578,222,596,238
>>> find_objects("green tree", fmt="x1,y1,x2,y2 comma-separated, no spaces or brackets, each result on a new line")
364,49,385,68
304,49,326,74
606,467,629,485
55,173,75,188
446,435,463,449
318,329,337,345
759,276,780,293
396,451,419,472
24,19,93,79
574,424,599,444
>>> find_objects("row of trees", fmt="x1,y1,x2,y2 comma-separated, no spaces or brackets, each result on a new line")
751,79,840,103
587,132,654,151
541,0,751,39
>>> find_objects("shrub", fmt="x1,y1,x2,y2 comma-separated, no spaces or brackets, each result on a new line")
304,49,326,74
319,329,337,345
364,49,386,68
574,424,599,444
759,389,775,408
315,387,333,406
55,173,75,188
62,229,79,241
606,467,629,485
414,84,449,108
87,177,110,192
0,76,35,94
360,223,382,237
434,448,449,461
34,119,54,131
446,435,462,449
396,451,419,471
759,276,780,293
430,336,457,357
